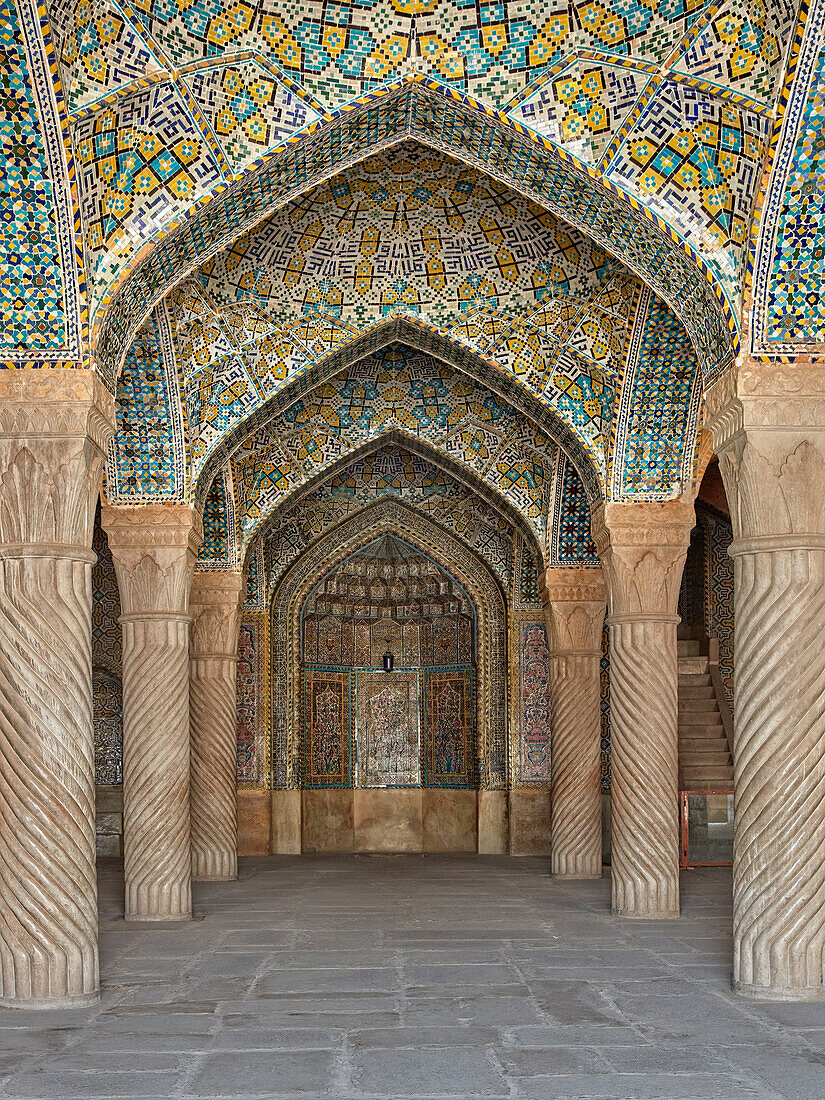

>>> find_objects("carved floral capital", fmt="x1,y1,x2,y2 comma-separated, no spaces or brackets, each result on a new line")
542,566,606,655
190,571,245,657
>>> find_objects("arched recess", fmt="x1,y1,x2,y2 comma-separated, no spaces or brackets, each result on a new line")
92,79,735,382
237,430,547,570
194,317,604,508
269,498,508,794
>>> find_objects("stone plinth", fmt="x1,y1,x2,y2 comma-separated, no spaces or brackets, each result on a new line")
102,504,202,921
0,369,113,1007
593,499,694,919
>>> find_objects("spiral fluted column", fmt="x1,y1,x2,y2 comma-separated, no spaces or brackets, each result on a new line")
190,572,244,881
0,370,113,1007
707,360,825,999
592,500,694,919
103,505,202,922
543,567,606,879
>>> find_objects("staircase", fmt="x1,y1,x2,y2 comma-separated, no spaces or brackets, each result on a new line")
678,638,733,792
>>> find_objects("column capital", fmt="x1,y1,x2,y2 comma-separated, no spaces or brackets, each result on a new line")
101,503,203,617
190,570,245,658
0,368,115,553
591,499,695,620
542,566,605,656
705,359,825,542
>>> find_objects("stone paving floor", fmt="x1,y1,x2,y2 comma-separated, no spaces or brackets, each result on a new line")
1,856,825,1099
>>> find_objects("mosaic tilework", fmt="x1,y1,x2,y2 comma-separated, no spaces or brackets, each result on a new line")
302,669,352,788
611,286,702,499
93,81,736,385
515,620,552,787
60,0,164,113
701,505,734,703
751,0,825,352
270,498,507,789
3,0,83,361
547,449,599,565
229,345,557,551
111,0,707,110
92,510,124,785
671,0,797,107
510,57,653,166
93,672,123,785
107,303,188,500
604,78,771,310
185,60,323,174
261,444,518,593
199,462,240,569
75,81,224,308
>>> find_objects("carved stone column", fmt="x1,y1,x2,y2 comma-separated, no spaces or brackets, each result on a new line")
102,505,202,921
592,499,694,918
706,359,825,1000
0,370,114,1007
190,570,244,881
543,567,606,879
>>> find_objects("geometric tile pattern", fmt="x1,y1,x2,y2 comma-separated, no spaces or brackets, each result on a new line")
3,0,83,362
604,78,771,310
611,286,702,499
229,345,558,552
91,79,738,384
752,2,825,352
260,444,519,594
547,449,599,566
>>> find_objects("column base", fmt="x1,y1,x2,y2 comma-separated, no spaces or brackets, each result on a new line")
612,906,680,919
124,913,192,923
734,980,825,1002
0,989,101,1011
554,870,604,880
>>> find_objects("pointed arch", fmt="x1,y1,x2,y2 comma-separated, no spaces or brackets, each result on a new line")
269,498,507,793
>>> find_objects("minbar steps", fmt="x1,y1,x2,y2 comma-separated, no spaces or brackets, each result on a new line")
678,640,733,792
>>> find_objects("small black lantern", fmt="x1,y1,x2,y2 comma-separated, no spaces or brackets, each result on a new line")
382,650,394,672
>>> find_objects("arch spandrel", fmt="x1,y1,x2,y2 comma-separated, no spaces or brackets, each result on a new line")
269,498,507,792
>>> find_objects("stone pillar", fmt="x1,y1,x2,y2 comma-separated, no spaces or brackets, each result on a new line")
543,567,606,879
189,570,244,881
706,360,825,999
102,505,202,921
592,499,694,918
0,370,114,1007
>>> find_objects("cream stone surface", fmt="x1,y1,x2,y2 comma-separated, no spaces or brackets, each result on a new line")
509,789,552,855
189,571,244,882
237,790,271,855
543,567,606,878
478,789,508,854
592,499,694,919
302,789,355,852
422,789,477,852
271,789,302,854
354,789,423,852
102,504,202,922
0,370,113,1008
706,359,825,1000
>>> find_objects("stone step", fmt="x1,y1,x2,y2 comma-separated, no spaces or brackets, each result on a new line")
678,673,712,686
678,698,718,713
678,656,710,675
680,751,732,766
678,685,715,699
682,778,734,792
679,714,724,729
679,735,729,749
682,764,734,782
677,640,704,657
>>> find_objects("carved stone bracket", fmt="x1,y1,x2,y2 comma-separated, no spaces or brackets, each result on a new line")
591,499,695,920
101,504,203,922
0,369,114,1007
190,571,244,881
543,567,606,879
